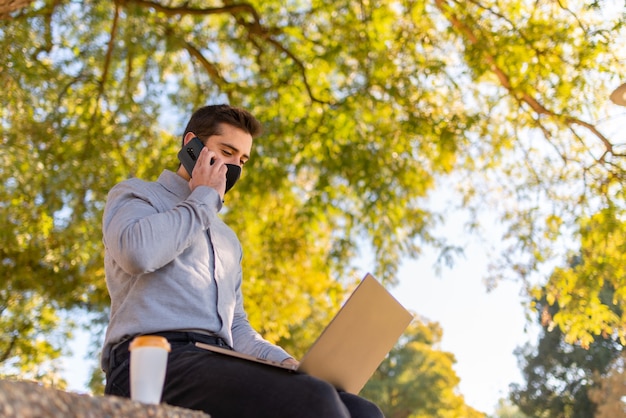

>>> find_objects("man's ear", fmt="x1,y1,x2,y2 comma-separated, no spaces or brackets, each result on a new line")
183,132,196,145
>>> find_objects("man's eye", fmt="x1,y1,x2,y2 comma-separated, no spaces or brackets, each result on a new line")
222,150,232,156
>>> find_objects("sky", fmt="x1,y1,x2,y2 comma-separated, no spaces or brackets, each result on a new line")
390,235,535,414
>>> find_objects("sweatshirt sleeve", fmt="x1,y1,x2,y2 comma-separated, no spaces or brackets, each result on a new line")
102,179,222,275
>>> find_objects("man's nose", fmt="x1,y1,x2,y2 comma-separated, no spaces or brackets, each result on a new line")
226,156,243,167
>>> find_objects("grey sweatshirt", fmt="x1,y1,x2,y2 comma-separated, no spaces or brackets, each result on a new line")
100,170,290,370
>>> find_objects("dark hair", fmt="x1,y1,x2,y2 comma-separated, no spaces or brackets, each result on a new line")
182,104,263,145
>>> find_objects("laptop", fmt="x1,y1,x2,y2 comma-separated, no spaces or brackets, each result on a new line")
195,273,413,394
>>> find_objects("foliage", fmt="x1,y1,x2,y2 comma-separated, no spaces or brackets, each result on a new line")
0,0,625,399
361,319,485,418
231,184,348,352
0,291,71,388
489,398,531,418
510,291,624,418
535,206,626,348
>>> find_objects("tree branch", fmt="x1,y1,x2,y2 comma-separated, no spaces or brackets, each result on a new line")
181,39,227,86
125,0,330,105
0,0,34,19
122,0,261,20
0,328,20,364
435,0,617,161
224,4,331,105
100,1,121,98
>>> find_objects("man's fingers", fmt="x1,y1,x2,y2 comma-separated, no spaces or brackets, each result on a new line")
189,149,227,198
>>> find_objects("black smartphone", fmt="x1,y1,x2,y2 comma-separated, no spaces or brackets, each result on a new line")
178,136,205,177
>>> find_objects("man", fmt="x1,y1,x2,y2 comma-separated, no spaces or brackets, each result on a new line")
101,104,384,418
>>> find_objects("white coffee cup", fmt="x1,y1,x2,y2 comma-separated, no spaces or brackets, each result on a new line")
129,335,171,404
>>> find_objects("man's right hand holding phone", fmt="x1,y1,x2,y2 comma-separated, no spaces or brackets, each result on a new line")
189,147,227,200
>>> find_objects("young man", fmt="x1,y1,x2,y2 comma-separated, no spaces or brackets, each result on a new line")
101,104,384,418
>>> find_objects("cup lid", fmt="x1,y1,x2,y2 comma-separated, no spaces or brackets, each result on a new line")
129,335,171,352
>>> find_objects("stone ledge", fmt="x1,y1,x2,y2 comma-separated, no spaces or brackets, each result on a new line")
0,379,210,418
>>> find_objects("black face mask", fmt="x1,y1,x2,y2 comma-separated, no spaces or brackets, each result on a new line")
225,164,241,194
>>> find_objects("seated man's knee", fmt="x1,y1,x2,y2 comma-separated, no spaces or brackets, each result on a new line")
298,378,350,418
339,391,385,418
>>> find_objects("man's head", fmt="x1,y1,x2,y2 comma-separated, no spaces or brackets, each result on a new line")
178,105,262,192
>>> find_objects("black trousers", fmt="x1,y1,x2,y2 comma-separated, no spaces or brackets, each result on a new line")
104,332,384,418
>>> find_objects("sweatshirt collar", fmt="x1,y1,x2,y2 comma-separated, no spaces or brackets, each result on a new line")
158,170,191,199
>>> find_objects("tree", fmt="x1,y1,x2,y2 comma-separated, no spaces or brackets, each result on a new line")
490,398,531,418
361,319,485,418
1,0,624,391
432,1,626,346
0,292,71,387
510,290,624,418
0,0,33,18
588,353,626,418
535,206,626,348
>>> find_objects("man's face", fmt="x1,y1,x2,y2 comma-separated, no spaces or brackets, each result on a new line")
202,123,253,168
